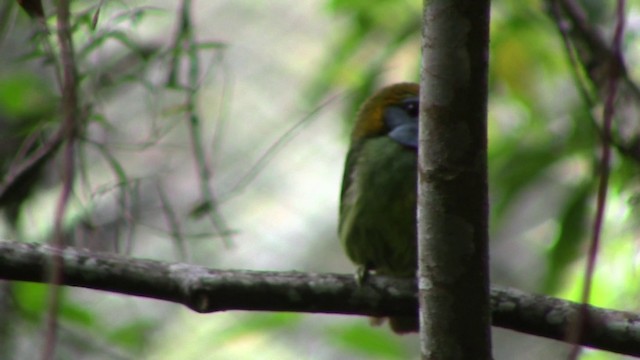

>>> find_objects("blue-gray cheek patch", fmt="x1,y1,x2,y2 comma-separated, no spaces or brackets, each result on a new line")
388,123,418,148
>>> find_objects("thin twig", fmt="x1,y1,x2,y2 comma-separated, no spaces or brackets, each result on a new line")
209,55,232,169
558,0,640,99
168,0,232,245
0,129,64,203
549,1,596,110
548,0,640,163
220,93,341,202
43,1,80,359
567,1,626,359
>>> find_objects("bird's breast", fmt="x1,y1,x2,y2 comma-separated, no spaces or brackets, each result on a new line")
339,136,418,276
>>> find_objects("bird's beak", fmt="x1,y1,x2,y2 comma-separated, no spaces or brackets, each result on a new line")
384,107,418,149
388,122,418,148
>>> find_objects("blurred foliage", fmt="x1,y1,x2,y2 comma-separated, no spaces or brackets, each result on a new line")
149,312,305,359
0,1,209,358
1,0,640,359
307,0,421,128
307,0,640,356
0,71,56,225
324,322,410,359
312,0,640,284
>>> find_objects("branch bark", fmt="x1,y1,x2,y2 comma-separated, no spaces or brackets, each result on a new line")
419,0,492,358
0,241,639,356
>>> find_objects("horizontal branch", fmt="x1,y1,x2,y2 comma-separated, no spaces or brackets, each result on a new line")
0,241,639,356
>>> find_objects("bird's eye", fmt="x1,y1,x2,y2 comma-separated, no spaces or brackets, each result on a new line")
403,100,419,118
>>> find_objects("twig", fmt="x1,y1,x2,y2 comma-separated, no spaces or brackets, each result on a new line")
43,1,80,359
0,129,64,203
220,93,341,202
567,1,626,359
167,0,232,245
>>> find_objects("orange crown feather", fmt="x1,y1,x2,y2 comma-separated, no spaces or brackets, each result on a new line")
351,83,419,141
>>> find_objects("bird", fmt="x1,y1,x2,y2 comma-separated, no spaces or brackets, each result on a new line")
339,82,419,333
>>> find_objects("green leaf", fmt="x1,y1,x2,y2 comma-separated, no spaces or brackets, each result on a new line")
108,320,156,352
209,313,303,344
60,301,96,327
0,72,54,122
543,181,593,294
13,282,50,319
13,282,96,326
324,323,408,359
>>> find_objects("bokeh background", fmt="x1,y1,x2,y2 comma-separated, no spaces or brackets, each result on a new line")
1,0,640,359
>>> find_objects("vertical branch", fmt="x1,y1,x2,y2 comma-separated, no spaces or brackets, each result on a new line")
567,1,626,358
418,0,492,358
43,0,79,359
168,0,231,247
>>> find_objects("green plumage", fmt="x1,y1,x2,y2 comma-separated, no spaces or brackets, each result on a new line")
339,137,417,276
338,83,419,333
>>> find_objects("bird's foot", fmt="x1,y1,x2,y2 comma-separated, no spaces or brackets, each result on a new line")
355,265,372,286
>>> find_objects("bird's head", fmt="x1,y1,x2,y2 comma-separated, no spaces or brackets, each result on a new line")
351,82,419,148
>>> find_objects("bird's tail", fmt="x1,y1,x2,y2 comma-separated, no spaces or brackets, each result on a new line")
371,316,418,334
389,316,418,334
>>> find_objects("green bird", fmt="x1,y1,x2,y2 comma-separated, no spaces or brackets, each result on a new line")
339,83,419,333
